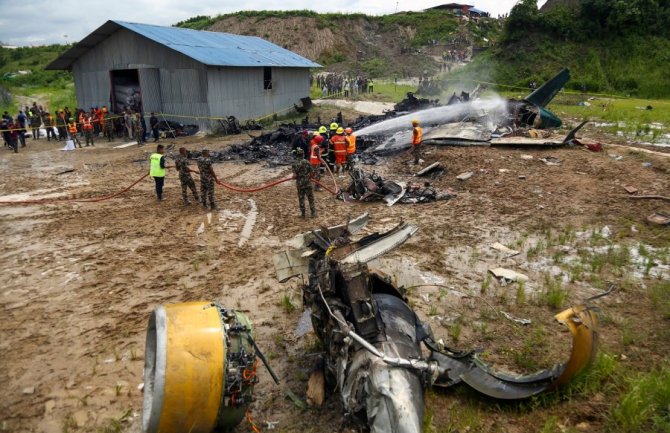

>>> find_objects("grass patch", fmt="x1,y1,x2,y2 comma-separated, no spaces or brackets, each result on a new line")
649,280,670,319
513,326,548,371
537,274,569,309
279,292,296,313
610,366,670,433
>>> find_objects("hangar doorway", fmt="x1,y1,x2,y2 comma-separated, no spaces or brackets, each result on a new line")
111,69,142,113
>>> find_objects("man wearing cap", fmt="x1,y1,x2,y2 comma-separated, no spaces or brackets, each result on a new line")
175,147,200,205
197,149,219,211
292,129,310,161
292,148,316,218
411,119,423,164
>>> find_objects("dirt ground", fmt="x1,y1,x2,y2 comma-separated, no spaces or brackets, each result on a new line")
0,125,669,433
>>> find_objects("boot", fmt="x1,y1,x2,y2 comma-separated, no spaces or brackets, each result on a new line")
202,201,208,209
211,204,219,211
301,210,306,218
311,210,317,218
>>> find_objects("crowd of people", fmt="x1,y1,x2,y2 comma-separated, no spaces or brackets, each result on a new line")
1,103,162,152
312,73,374,98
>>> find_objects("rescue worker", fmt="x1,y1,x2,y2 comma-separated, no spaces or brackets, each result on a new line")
291,129,310,160
150,113,159,142
175,147,200,205
104,110,115,142
345,127,356,171
328,122,339,167
56,110,66,140
82,114,95,146
197,149,218,211
410,119,422,164
68,119,81,147
292,148,316,218
44,112,55,141
134,112,144,146
330,127,348,175
30,110,41,140
310,134,324,191
149,144,167,201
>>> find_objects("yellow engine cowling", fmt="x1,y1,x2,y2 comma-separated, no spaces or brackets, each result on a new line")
142,302,256,433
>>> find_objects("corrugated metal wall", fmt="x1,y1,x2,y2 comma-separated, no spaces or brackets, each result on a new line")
206,67,310,121
137,68,162,114
71,28,312,131
72,28,210,126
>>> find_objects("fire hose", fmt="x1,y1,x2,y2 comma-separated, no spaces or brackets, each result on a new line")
0,162,340,206
0,173,150,205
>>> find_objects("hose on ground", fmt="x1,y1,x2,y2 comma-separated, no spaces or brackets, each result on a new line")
0,173,150,205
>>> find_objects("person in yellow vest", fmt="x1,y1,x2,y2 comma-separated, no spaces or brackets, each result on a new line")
410,119,422,164
67,120,81,148
345,127,356,171
150,144,168,201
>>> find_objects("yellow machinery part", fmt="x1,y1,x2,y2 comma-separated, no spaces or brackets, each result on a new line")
143,302,225,433
553,304,599,387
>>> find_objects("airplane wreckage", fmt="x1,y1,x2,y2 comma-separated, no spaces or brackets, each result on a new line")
141,214,604,433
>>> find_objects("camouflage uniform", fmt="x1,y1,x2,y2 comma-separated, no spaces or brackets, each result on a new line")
104,113,115,141
175,154,200,205
134,114,144,145
292,151,316,217
196,155,217,210
30,113,41,139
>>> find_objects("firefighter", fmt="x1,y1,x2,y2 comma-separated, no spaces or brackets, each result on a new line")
345,127,356,171
410,119,422,164
310,134,324,191
330,127,348,175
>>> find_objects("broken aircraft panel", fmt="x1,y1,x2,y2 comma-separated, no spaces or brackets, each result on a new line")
273,215,602,433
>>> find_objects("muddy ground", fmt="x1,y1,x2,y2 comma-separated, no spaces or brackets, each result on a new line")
0,124,669,433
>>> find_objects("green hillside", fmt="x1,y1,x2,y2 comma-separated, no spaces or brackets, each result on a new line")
0,44,74,113
450,0,670,98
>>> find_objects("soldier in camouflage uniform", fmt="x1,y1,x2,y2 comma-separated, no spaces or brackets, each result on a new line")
175,147,200,205
196,148,218,211
30,111,41,140
134,112,144,146
292,148,316,218
104,111,115,142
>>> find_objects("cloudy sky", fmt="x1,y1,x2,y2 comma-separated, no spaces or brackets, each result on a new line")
0,0,546,47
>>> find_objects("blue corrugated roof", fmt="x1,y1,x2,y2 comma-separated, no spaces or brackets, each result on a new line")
114,21,321,68
115,20,320,68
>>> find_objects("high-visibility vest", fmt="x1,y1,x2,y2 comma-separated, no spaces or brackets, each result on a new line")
412,126,423,146
150,153,165,177
68,123,77,133
309,142,321,166
83,118,93,131
346,134,356,154
331,135,347,155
